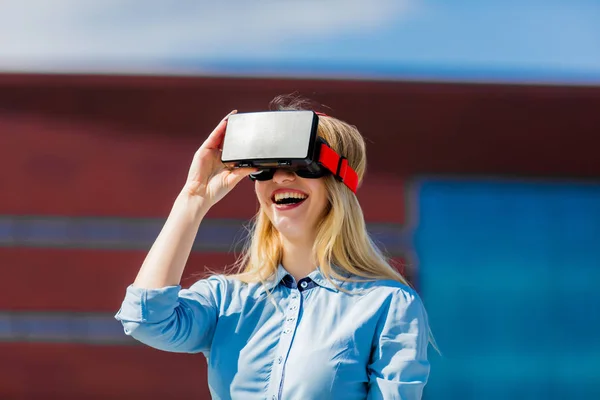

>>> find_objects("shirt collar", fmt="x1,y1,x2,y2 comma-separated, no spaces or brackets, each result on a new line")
308,267,342,292
261,264,348,293
261,264,292,293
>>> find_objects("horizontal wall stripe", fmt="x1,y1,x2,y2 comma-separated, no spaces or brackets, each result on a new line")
0,216,411,255
0,112,407,223
1,343,209,397
0,249,236,312
0,311,133,345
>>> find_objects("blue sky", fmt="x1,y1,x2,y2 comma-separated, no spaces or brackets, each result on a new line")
1,0,599,84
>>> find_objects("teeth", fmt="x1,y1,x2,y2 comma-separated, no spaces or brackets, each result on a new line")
274,192,308,202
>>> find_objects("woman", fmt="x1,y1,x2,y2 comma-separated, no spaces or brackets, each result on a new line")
115,96,431,399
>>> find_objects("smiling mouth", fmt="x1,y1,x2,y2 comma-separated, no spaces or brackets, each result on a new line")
272,192,308,206
275,198,306,206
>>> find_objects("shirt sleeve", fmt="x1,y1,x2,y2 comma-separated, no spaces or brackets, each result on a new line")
114,276,225,354
366,287,431,400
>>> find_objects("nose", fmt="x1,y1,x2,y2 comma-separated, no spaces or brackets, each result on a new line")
272,169,296,184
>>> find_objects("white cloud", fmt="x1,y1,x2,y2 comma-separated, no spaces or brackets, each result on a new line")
0,0,414,72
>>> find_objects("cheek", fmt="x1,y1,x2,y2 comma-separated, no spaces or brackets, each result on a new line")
317,194,330,217
254,182,269,205
309,183,330,215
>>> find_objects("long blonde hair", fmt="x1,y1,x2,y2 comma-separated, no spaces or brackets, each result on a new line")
229,95,410,288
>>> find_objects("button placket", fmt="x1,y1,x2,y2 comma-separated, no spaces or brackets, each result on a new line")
283,295,300,334
267,288,303,400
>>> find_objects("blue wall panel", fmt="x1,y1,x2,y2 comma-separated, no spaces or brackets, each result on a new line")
415,179,600,399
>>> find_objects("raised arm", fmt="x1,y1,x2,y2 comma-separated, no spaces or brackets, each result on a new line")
133,110,254,289
115,110,256,352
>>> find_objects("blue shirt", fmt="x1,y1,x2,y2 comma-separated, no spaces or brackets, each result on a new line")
115,265,430,399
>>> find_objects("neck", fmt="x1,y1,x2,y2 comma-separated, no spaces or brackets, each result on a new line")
280,233,317,282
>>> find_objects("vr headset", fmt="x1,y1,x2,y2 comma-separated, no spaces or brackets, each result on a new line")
221,111,358,193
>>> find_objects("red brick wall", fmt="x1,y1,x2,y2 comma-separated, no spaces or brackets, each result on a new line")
1,73,599,399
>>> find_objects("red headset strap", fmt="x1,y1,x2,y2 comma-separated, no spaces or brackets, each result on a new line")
314,111,359,193
318,143,358,193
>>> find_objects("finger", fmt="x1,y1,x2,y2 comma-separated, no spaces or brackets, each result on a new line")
202,110,237,150
226,167,258,186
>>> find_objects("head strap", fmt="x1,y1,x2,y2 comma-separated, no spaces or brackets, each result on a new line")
317,141,359,193
314,111,358,193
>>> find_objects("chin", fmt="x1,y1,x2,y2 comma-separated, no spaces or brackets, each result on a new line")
274,223,311,241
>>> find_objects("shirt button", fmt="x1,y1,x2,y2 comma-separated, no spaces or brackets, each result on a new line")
300,281,308,288
290,305,298,311
278,356,283,364
286,317,295,322
283,328,291,334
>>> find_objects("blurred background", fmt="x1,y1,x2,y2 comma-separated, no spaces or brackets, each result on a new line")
1,0,599,399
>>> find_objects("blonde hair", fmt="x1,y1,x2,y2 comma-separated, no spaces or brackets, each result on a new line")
229,96,409,287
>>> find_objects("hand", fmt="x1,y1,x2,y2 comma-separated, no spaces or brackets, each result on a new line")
182,110,256,207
